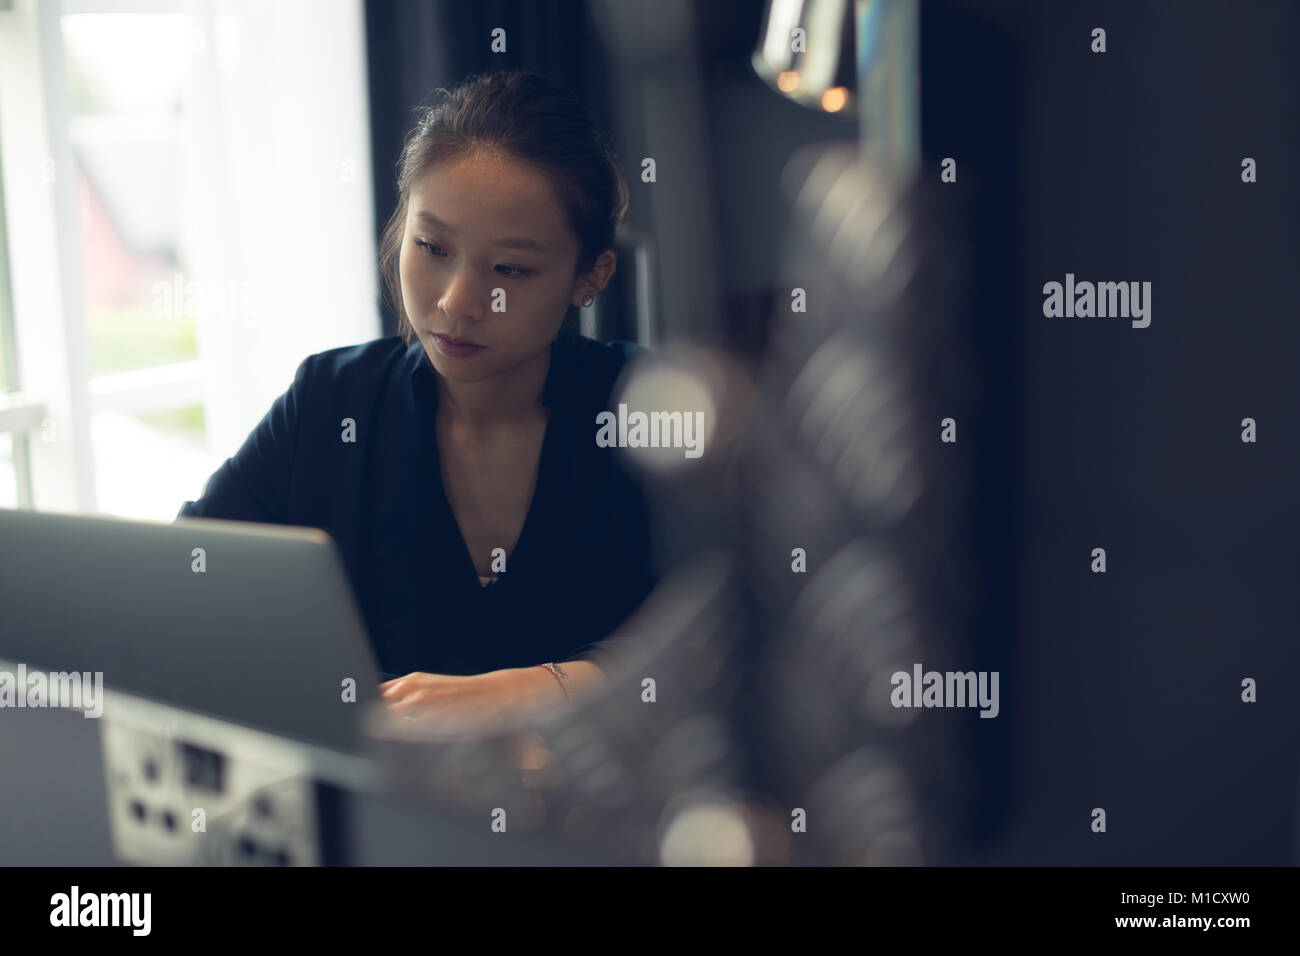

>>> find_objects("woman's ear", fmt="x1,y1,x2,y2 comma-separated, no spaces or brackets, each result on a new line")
572,249,618,306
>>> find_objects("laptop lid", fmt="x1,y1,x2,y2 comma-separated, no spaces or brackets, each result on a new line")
0,507,382,753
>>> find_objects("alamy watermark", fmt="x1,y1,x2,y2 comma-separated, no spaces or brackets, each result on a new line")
50,886,151,935
1042,273,1151,328
890,664,999,718
0,664,104,718
151,272,259,324
595,404,705,459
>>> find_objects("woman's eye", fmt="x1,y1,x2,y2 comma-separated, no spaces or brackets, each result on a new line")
414,238,444,258
414,239,530,277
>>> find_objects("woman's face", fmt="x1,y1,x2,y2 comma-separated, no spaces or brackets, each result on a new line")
399,152,593,385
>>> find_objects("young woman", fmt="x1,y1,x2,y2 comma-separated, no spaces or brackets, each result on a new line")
178,70,658,734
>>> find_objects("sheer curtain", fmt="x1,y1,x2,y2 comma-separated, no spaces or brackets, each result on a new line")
184,0,379,459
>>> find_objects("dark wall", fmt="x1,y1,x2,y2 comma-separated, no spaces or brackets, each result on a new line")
931,0,1300,863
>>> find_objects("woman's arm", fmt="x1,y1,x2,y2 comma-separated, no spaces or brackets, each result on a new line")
485,660,609,713
175,355,313,524
378,660,609,734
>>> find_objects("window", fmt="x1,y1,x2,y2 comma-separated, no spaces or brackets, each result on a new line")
0,0,379,520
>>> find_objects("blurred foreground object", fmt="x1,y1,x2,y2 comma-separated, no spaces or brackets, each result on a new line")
736,143,977,864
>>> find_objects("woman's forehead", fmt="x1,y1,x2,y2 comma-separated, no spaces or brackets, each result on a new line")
416,157,559,213
409,155,569,242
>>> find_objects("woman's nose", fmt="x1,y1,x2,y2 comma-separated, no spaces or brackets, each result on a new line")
438,268,485,322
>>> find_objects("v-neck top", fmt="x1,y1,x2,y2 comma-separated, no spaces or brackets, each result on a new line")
176,329,659,678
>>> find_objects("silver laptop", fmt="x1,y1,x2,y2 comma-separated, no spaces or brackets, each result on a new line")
0,507,382,753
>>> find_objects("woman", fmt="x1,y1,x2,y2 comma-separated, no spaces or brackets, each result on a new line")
178,70,658,734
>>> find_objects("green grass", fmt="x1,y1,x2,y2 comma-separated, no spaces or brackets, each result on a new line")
135,404,205,431
1,307,205,433
0,306,200,387
87,307,204,433
87,305,198,376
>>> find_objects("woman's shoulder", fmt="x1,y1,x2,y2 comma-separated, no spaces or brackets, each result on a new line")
289,332,663,409
561,331,654,370
553,332,656,410
297,334,413,381
272,335,420,407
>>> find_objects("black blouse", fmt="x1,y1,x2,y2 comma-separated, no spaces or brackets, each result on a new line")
176,329,659,678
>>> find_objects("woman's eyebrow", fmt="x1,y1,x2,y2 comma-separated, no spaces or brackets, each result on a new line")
415,211,545,252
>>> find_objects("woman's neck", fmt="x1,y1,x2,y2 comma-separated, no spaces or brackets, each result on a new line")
434,346,551,430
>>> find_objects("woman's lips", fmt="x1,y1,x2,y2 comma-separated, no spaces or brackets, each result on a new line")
431,333,486,359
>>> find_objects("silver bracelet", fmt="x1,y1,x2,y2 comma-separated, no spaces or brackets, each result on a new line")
538,662,573,703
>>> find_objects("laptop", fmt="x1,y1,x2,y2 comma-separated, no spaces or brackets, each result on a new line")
0,507,383,753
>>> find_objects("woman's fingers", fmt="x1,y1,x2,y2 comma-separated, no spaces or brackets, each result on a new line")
380,671,434,699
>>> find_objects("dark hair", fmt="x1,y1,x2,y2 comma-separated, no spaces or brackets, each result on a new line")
379,69,629,344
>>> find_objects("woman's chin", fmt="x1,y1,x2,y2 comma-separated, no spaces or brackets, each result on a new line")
427,350,501,383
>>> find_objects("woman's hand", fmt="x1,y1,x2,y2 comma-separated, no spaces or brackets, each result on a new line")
379,668,563,735
378,661,608,737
